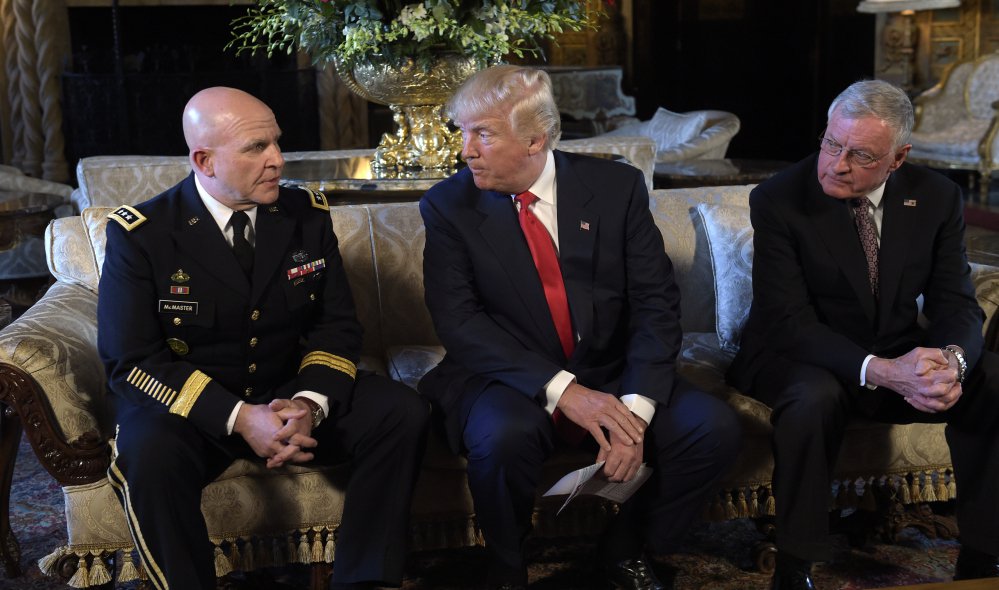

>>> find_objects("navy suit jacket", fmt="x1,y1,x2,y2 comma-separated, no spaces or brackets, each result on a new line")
98,174,362,438
419,150,683,450
728,153,984,393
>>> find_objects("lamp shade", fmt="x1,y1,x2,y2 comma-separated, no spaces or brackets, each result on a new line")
857,0,959,12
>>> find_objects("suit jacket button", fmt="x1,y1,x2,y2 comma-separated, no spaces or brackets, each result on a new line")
309,293,316,301
249,337,258,347
244,387,253,397
250,310,261,321
173,317,182,326
248,363,257,374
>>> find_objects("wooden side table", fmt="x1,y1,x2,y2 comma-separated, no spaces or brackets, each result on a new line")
653,158,791,189
0,190,64,314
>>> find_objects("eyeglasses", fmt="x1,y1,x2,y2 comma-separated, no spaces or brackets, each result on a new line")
818,135,890,169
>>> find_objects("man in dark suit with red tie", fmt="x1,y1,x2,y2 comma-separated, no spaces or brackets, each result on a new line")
727,80,999,589
419,65,740,590
97,87,428,589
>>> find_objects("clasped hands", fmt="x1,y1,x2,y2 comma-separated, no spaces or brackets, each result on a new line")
556,383,647,484
867,346,964,413
234,398,318,469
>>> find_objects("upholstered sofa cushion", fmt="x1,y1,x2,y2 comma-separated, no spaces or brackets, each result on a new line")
696,203,753,352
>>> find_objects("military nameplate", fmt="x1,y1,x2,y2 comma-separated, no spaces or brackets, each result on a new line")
108,206,147,231
166,338,190,355
159,300,198,315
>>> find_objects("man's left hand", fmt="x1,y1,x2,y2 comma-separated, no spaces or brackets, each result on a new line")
596,416,646,483
265,398,318,468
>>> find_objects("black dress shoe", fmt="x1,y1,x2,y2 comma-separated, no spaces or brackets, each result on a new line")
954,545,999,580
771,553,816,590
604,557,669,590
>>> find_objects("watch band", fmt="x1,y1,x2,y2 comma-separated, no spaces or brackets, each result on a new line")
942,345,968,384
298,398,326,429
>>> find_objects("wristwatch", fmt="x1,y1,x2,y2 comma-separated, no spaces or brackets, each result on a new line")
942,345,968,384
299,398,326,429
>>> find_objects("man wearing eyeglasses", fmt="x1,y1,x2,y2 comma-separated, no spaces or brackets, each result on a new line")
728,79,999,589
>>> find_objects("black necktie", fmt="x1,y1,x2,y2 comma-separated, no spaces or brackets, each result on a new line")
230,211,253,278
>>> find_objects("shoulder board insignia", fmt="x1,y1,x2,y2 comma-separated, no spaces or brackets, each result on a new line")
108,205,147,231
303,187,329,212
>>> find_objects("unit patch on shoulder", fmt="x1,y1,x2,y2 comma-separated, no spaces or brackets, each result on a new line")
108,206,148,231
303,187,329,212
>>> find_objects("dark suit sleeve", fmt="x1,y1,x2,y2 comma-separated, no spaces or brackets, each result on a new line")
420,194,565,398
293,211,364,413
748,185,872,382
617,174,682,403
921,183,985,369
98,220,240,438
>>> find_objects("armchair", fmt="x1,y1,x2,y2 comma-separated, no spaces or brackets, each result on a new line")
908,51,999,202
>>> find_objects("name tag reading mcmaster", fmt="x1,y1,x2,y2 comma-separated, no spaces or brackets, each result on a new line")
158,300,199,314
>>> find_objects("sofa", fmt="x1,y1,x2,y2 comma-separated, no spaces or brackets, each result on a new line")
908,51,999,203
1,151,997,588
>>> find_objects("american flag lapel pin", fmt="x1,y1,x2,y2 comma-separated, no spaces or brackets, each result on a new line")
579,220,590,231
903,198,917,207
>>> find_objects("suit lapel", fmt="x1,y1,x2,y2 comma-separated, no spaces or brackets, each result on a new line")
172,180,249,295
250,202,295,304
553,151,597,352
476,189,566,361
876,174,916,331
804,175,878,321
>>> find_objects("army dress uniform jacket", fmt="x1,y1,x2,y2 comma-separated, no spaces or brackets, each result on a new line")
97,174,362,438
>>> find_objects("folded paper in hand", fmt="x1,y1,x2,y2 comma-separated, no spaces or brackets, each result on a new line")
543,461,652,515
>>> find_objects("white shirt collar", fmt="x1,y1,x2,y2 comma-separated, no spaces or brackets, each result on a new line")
194,174,257,237
515,150,556,204
866,181,886,209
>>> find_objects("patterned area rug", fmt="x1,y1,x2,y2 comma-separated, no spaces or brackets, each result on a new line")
0,435,962,590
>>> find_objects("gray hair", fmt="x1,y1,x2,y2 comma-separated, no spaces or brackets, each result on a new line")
828,79,914,149
446,65,561,150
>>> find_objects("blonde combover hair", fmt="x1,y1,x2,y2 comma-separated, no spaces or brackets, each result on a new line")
446,65,561,150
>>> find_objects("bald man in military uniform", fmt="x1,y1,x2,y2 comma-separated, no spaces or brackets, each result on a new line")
97,87,429,590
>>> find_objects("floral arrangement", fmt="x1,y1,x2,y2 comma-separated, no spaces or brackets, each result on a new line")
229,0,597,71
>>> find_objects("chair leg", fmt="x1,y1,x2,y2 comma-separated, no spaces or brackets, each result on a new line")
310,561,331,590
980,170,991,205
0,404,23,577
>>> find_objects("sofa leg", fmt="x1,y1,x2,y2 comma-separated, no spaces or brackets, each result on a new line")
310,561,331,590
0,404,22,578
752,517,777,574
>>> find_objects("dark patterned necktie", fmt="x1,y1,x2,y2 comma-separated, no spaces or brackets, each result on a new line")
514,191,585,445
230,211,254,278
851,197,878,297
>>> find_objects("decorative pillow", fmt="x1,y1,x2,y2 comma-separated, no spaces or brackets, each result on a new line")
644,108,707,152
695,203,754,352
602,108,706,153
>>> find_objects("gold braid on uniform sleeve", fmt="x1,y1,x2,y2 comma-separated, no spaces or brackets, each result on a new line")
299,351,357,379
169,370,212,418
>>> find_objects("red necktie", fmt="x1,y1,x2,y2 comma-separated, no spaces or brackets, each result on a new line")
851,197,879,297
515,191,585,445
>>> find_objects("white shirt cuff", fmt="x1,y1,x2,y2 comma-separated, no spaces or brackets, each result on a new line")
293,391,330,417
619,394,657,425
225,401,245,435
544,370,577,415
860,354,878,390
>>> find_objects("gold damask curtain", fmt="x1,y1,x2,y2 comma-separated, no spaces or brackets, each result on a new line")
0,0,71,182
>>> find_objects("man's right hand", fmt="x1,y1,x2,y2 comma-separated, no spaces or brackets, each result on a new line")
866,347,963,413
233,403,315,465
556,383,645,450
